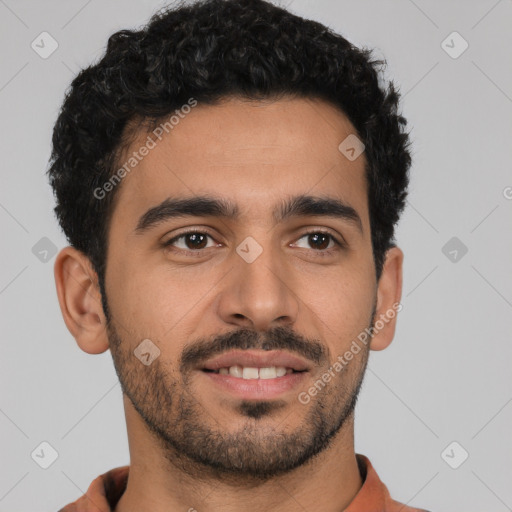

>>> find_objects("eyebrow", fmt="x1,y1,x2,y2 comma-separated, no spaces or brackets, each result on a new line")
135,194,363,234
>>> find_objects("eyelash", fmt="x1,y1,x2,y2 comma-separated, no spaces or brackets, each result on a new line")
162,228,345,257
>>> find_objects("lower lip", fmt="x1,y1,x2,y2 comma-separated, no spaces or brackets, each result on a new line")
201,371,308,400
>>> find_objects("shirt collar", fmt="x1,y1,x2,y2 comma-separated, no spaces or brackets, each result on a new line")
58,454,425,511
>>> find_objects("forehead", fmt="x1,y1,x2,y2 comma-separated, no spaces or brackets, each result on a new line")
110,97,369,229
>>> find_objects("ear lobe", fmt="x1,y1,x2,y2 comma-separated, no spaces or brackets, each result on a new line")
54,246,110,354
369,246,404,352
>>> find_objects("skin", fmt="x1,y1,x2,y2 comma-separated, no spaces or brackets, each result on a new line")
54,96,403,512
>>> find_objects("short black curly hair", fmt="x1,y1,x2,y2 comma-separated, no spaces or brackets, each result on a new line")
48,0,412,296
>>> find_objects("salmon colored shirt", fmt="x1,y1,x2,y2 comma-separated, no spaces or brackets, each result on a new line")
58,454,430,512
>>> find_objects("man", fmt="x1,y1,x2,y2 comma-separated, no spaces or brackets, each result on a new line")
49,0,427,510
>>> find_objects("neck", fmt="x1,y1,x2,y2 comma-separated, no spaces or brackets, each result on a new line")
115,399,363,512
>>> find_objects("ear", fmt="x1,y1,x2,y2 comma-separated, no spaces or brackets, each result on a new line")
54,246,110,354
369,246,404,351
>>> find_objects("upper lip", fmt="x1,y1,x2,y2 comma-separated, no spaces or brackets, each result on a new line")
201,350,312,372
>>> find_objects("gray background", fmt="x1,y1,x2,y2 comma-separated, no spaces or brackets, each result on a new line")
1,0,511,510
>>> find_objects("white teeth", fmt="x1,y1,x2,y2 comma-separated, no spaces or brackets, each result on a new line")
276,367,287,377
229,365,243,378
218,366,291,379
259,367,277,379
242,367,259,379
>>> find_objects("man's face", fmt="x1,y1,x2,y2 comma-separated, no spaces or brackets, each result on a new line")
103,97,377,479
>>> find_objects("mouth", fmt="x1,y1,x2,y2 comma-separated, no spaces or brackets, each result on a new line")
203,365,303,379
198,350,311,400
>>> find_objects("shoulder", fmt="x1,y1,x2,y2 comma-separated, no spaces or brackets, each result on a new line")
353,454,432,512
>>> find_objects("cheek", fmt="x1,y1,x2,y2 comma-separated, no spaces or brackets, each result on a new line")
311,266,375,354
107,260,216,344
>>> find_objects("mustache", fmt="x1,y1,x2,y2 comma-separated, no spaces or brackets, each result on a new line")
180,325,329,371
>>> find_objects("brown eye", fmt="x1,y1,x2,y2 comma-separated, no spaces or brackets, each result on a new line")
306,232,331,250
163,231,216,252
294,231,340,251
181,232,209,250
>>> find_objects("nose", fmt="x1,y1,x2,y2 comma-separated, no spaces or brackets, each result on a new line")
216,240,299,332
